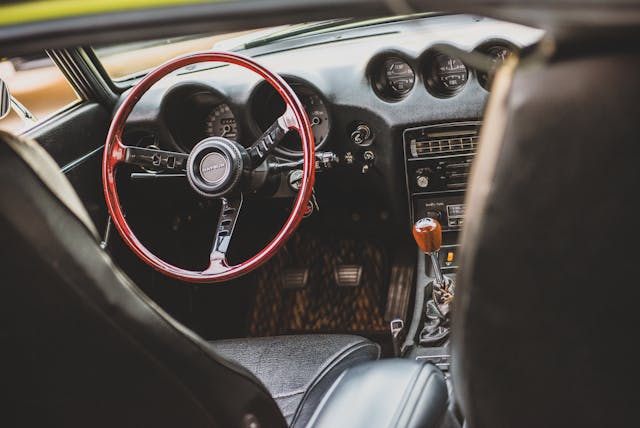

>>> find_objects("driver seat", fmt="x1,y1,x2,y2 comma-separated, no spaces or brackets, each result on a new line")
0,130,387,427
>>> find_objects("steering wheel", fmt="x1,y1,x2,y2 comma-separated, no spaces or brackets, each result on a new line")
102,52,315,283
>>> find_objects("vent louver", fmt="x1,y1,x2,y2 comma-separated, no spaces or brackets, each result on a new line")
407,121,481,159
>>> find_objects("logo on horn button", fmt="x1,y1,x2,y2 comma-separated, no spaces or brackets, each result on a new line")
199,152,230,184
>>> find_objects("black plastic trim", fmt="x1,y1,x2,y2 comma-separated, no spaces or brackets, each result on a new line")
47,47,118,106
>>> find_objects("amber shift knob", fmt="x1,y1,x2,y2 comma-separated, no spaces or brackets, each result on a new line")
412,218,442,255
413,217,446,286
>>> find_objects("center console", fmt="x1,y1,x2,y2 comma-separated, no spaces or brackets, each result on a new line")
401,121,481,371
403,120,481,273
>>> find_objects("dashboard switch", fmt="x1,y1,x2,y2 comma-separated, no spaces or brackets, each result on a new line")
417,175,429,188
350,123,372,145
362,150,375,174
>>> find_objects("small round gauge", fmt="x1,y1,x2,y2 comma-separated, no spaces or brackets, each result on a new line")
204,103,237,140
477,44,516,90
278,89,330,152
373,56,415,100
301,92,330,147
425,52,469,97
383,57,415,96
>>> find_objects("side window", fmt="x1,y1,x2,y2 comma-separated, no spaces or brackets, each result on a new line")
0,53,79,134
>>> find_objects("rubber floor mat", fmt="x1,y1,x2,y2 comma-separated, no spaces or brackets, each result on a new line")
248,233,389,336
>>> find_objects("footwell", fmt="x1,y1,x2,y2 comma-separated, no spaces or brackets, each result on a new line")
248,233,390,336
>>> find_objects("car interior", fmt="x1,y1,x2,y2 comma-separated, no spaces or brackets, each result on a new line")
1,0,637,427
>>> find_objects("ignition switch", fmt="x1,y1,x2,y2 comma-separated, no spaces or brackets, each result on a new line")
350,123,373,145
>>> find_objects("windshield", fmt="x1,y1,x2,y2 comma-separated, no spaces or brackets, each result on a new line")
94,14,434,81
95,30,260,80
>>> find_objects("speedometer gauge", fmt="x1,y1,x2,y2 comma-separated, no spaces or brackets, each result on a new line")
424,52,469,97
204,103,237,140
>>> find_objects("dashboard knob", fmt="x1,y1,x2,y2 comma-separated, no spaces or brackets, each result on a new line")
416,175,429,188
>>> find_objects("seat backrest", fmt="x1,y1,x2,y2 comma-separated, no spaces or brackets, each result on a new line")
452,50,640,427
0,131,286,428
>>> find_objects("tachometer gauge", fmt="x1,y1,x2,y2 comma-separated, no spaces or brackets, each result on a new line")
477,44,516,90
424,52,469,97
204,103,237,140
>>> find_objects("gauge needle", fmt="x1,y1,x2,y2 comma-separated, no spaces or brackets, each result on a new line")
311,117,321,127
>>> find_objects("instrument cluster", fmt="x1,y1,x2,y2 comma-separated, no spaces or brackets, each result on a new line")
166,80,331,157
370,40,518,100
166,41,518,156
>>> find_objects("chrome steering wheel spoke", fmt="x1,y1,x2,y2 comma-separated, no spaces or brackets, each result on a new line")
122,145,189,173
206,194,243,272
247,106,296,167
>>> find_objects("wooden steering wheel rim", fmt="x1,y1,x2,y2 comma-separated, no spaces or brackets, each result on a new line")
102,52,315,283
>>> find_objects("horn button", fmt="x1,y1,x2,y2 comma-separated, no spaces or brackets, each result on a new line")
187,137,247,197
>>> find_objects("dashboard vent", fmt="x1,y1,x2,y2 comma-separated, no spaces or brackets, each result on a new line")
406,121,481,159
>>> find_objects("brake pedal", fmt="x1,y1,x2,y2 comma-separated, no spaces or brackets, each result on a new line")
282,268,309,290
334,265,362,287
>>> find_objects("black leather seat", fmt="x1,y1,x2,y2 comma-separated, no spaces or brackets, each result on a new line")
210,335,379,424
0,130,449,427
0,130,381,427
452,49,640,427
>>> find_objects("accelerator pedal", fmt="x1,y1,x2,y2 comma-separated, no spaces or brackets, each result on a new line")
384,263,414,323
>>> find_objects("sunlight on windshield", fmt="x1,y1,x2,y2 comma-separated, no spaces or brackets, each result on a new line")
95,29,271,80
0,58,78,133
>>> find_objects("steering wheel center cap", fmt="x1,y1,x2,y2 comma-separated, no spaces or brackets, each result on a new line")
199,152,230,184
187,137,247,198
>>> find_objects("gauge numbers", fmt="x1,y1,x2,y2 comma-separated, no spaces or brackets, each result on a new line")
372,56,415,100
383,57,415,97
204,103,237,140
425,52,469,96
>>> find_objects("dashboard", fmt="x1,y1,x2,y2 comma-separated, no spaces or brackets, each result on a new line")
122,14,543,238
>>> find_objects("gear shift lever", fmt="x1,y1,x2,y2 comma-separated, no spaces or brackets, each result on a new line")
413,217,454,345
412,218,445,286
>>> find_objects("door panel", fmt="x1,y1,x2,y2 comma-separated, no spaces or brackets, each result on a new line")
26,102,110,232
